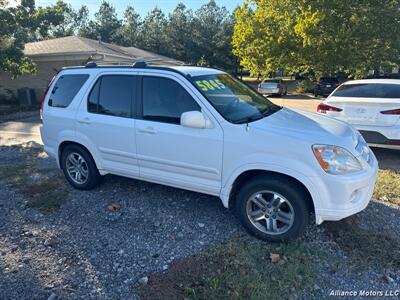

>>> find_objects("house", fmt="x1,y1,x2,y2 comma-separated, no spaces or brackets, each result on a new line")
0,36,182,105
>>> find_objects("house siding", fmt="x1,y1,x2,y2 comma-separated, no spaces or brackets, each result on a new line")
0,59,86,104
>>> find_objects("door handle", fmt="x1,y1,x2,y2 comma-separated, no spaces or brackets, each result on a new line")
78,117,91,124
138,127,156,134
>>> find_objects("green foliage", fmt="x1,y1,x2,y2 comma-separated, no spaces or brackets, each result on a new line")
119,6,142,47
117,0,238,71
140,7,168,54
0,0,238,75
84,1,121,43
191,1,237,71
296,79,314,93
165,3,195,63
233,0,400,78
0,0,66,77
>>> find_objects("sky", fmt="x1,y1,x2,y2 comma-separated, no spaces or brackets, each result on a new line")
35,0,243,17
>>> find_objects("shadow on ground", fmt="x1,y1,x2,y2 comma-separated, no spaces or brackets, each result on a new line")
372,147,400,171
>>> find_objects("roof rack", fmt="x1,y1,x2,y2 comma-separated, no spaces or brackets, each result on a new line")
132,61,147,68
64,62,194,80
85,61,97,68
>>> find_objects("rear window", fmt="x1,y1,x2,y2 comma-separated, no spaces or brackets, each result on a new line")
49,74,89,108
333,83,400,98
263,79,280,84
320,77,338,83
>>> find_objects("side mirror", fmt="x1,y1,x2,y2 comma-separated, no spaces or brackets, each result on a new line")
180,111,212,129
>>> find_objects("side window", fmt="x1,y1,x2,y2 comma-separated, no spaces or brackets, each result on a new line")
142,76,201,124
87,75,134,118
49,74,89,108
88,79,100,113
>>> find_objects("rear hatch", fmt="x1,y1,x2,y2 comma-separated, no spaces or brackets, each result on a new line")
318,77,339,90
261,82,278,88
324,82,400,127
260,81,280,93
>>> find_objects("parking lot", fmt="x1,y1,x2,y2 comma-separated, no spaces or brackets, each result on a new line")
0,105,399,299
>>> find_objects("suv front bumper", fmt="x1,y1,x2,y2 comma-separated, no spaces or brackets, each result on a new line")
312,154,379,224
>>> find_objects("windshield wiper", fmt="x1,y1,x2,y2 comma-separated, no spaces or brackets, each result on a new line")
261,105,282,117
233,113,264,124
233,105,282,124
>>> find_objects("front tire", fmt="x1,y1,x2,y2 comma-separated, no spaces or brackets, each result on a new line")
61,144,102,190
234,176,309,242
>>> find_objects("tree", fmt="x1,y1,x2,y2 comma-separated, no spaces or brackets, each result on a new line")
164,4,194,63
75,5,90,37
84,1,121,43
233,0,400,78
46,2,91,38
0,0,63,77
43,1,76,38
140,7,168,54
192,0,237,71
119,6,142,47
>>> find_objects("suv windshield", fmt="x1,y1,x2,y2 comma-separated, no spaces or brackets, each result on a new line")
192,73,281,124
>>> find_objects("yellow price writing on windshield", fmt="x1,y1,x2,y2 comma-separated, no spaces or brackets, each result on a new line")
196,79,226,92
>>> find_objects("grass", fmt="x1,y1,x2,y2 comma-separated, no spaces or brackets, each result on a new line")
374,169,400,206
0,155,68,211
324,219,400,270
19,177,68,210
137,236,319,300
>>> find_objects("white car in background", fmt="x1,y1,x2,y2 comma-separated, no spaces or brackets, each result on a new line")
317,79,400,149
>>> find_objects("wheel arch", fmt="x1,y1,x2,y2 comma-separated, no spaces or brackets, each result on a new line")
225,169,316,215
58,140,100,171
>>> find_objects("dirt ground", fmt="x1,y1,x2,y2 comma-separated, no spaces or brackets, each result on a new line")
268,94,322,112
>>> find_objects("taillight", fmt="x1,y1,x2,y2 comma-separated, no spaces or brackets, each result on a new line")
380,108,400,115
317,103,343,113
40,75,56,120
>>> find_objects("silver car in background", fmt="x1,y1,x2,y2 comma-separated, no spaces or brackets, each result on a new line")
258,79,287,96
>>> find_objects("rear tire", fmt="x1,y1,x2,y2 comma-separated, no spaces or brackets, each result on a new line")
60,144,102,190
234,176,310,242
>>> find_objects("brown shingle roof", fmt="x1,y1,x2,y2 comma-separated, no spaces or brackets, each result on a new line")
24,36,181,64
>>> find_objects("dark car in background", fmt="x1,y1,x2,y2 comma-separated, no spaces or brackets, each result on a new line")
314,77,340,97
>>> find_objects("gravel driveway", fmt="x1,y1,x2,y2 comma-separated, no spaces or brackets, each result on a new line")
0,145,399,299
0,145,243,299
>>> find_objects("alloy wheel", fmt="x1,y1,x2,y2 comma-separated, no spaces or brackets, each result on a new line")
246,190,295,235
65,152,89,184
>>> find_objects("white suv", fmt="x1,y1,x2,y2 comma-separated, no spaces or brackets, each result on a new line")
40,63,378,241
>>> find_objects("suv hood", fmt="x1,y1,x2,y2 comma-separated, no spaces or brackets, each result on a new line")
250,108,358,148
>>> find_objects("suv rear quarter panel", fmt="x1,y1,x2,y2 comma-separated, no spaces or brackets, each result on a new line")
41,69,100,167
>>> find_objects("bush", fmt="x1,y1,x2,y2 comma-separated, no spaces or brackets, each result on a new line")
296,79,314,93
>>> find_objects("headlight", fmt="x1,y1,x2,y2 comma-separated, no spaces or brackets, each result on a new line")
355,132,372,164
312,145,363,174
